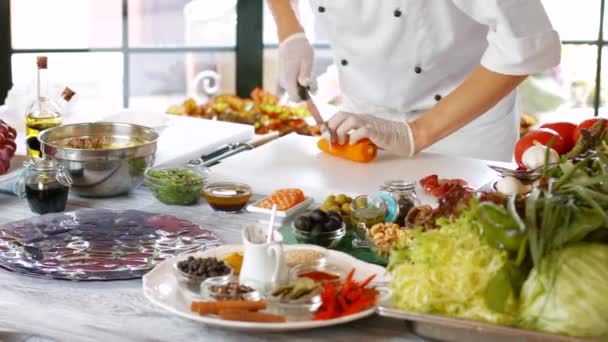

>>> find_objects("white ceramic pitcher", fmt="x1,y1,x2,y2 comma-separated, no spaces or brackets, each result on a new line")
239,224,288,293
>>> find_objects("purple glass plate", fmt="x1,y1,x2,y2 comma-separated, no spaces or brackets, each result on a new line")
0,209,222,281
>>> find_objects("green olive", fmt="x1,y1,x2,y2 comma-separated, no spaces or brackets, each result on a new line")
335,194,347,205
320,203,333,212
328,205,341,212
325,195,336,203
345,196,353,203
341,203,352,215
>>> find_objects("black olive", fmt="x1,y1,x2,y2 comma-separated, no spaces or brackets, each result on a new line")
326,210,343,221
294,215,312,231
324,216,342,231
310,223,324,236
310,209,329,223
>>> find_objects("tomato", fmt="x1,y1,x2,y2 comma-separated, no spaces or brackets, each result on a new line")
420,175,438,187
0,123,7,137
514,129,566,168
540,122,577,152
432,183,454,197
572,118,608,144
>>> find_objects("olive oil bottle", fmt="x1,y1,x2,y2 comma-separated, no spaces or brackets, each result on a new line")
25,56,63,157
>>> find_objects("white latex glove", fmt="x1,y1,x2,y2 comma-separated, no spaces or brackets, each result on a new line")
278,32,314,101
326,112,417,157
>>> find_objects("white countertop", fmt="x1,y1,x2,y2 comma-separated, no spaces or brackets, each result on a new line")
211,134,510,203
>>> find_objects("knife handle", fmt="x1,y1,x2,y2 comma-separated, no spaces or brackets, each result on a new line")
296,83,311,101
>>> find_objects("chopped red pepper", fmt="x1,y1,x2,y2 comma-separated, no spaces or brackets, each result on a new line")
312,268,379,321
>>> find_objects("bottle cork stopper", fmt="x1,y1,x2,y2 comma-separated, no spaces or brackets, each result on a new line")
37,56,48,69
62,87,76,102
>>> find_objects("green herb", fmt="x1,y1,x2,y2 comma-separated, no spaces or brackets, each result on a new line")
147,168,204,205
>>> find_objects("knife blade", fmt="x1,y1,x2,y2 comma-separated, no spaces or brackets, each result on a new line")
297,83,332,145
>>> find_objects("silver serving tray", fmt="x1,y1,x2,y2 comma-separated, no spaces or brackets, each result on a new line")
377,306,598,342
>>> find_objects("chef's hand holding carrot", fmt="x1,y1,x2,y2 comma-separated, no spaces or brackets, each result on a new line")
326,113,415,157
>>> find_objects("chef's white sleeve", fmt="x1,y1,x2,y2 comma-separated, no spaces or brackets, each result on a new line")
452,0,561,75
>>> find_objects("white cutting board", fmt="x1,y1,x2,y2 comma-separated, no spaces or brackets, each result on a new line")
210,133,511,204
146,115,254,166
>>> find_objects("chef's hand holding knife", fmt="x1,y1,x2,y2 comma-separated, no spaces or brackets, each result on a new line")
279,30,416,157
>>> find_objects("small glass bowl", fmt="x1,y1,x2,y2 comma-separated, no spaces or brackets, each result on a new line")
289,261,347,283
202,182,252,213
291,221,346,249
144,164,209,205
200,277,262,301
266,293,322,322
173,261,232,295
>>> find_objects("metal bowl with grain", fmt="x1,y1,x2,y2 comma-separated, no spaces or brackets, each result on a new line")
38,122,159,197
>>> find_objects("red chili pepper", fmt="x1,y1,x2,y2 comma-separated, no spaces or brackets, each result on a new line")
360,274,376,288
312,268,379,321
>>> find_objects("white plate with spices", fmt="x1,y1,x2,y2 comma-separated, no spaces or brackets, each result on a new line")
142,244,388,332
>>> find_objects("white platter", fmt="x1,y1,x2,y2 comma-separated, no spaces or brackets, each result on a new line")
142,244,388,332
246,197,314,218
0,154,28,184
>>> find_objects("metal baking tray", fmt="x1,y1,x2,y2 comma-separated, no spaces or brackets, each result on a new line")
377,306,597,342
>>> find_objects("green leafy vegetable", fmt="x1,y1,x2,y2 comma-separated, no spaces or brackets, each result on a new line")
146,168,205,205
518,243,608,339
388,202,516,325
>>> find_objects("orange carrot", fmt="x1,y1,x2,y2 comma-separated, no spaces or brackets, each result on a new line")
191,300,267,315
317,138,377,163
218,309,287,323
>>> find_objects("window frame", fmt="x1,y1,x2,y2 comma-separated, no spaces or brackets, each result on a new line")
0,0,606,117
0,0,262,106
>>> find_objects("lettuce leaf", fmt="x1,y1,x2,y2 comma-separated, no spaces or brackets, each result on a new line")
388,204,516,325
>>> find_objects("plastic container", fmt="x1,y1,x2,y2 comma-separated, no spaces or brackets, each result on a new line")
145,163,209,205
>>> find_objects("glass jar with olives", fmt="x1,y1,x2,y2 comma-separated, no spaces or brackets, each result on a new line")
292,209,346,248
378,180,419,227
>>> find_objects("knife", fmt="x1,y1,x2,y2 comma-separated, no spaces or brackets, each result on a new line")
297,83,332,144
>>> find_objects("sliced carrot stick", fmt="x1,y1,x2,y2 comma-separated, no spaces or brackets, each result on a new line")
218,309,286,323
317,138,377,163
191,300,267,315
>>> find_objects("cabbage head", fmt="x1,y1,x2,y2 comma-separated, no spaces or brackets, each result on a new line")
519,243,608,339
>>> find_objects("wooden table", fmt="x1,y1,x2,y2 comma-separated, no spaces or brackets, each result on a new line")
0,188,426,342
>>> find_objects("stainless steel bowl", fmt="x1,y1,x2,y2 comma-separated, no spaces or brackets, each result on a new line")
38,122,159,197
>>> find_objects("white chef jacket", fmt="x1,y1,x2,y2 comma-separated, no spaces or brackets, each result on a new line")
311,0,561,162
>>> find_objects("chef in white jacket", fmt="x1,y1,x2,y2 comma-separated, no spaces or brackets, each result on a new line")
269,0,561,161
